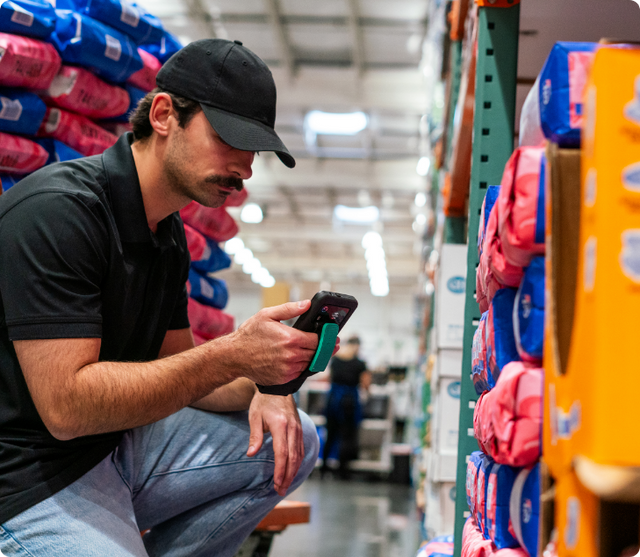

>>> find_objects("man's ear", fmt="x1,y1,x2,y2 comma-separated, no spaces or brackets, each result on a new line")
148,93,174,138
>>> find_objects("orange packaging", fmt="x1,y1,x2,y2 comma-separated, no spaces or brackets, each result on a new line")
474,0,520,6
555,471,598,557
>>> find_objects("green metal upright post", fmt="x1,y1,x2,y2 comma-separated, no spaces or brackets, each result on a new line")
452,5,519,556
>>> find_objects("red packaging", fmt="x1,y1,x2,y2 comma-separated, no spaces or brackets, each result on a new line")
223,187,248,208
180,202,239,243
184,223,206,261
37,108,117,157
0,32,61,89
462,517,528,557
127,48,161,92
44,66,130,120
0,132,48,175
473,392,495,456
187,297,235,341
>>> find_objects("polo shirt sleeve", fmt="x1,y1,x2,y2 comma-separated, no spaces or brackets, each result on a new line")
168,282,190,330
0,191,108,340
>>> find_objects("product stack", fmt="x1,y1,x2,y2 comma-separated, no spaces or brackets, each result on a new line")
0,0,241,342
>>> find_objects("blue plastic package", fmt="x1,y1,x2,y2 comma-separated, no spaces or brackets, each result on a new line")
0,0,56,39
0,88,46,135
188,268,229,310
104,83,145,123
486,463,520,549
34,138,83,165
72,0,163,45
486,288,520,386
50,10,143,83
471,312,490,394
0,174,19,191
140,29,181,64
510,463,540,557
514,257,545,362
539,42,596,147
476,453,494,539
478,185,500,256
191,237,232,275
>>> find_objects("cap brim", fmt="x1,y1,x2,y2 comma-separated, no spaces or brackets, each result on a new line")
200,104,296,168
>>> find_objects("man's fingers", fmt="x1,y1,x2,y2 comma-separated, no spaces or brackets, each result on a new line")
247,411,264,457
261,300,311,323
271,424,288,495
280,422,302,493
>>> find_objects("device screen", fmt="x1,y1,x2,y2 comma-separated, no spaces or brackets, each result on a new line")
319,304,350,325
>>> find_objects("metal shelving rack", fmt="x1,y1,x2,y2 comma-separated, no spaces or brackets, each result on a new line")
451,4,520,555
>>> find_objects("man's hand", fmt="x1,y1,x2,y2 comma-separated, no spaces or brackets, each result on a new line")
228,300,319,386
246,392,304,496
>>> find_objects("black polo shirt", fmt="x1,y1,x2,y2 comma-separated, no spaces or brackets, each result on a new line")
0,133,190,524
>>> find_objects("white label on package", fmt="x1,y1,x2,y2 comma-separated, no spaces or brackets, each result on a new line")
45,108,61,134
104,34,122,62
48,70,78,98
9,3,34,27
584,167,597,206
0,47,5,63
620,229,640,283
200,278,214,299
0,97,23,122
624,76,640,126
584,236,596,292
622,162,640,193
565,497,581,551
120,3,140,28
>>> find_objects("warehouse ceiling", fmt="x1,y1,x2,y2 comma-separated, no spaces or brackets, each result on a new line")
135,0,640,294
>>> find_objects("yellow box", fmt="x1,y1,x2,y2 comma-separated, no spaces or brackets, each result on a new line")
555,472,599,557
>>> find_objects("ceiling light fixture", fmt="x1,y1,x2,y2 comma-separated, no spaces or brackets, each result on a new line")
242,257,261,274
362,231,383,249
240,203,263,224
305,110,368,135
416,156,431,177
334,205,379,224
414,192,427,208
233,247,253,265
224,237,244,255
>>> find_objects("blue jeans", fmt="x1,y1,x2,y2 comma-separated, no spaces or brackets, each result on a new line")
0,408,319,557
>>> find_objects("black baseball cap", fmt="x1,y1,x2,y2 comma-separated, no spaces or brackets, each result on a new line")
156,38,295,168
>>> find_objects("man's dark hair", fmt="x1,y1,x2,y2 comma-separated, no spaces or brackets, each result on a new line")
129,87,201,141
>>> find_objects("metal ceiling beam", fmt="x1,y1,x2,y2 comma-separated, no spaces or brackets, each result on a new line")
345,0,365,77
263,0,295,79
181,0,225,39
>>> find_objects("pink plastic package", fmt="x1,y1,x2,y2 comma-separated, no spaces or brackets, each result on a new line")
474,391,495,456
180,202,239,243
0,132,48,175
490,362,543,467
187,297,235,341
44,66,130,120
223,187,249,208
37,108,117,157
496,147,546,268
462,516,528,557
183,223,207,262
0,32,61,89
127,48,161,92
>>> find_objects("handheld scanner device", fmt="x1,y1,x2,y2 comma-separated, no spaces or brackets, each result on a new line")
256,291,358,396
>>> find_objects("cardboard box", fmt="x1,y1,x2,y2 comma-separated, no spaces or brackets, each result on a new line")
555,471,598,557
431,377,462,454
428,451,458,483
435,243,467,349
424,481,457,538
434,348,463,382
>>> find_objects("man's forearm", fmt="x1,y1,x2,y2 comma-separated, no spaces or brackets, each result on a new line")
190,378,258,413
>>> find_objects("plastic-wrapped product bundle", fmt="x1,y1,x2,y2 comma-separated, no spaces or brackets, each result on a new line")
416,535,454,557
486,288,520,385
34,137,82,165
50,10,143,83
478,186,501,257
0,32,61,89
126,47,160,91
496,147,546,268
473,391,495,456
538,42,596,147
472,312,491,394
223,186,248,208
518,77,545,148
467,451,483,516
184,223,206,262
476,454,494,539
486,464,520,549
106,83,145,122
0,131,48,174
0,174,19,191
188,268,229,310
37,107,117,156
187,297,234,341
513,257,545,363
509,463,541,557
140,29,181,64
462,516,529,557
0,88,46,135
0,0,56,39
191,237,232,274
180,202,239,243
43,65,130,119
72,0,164,45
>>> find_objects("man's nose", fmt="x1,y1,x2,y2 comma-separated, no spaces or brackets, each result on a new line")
228,150,254,180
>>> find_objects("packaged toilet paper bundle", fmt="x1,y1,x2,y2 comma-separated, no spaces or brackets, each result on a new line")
188,269,229,310
0,131,48,174
191,237,232,275
472,312,491,394
127,48,161,92
496,147,546,268
509,463,541,557
416,535,454,557
467,452,483,517
33,138,82,165
140,29,182,64
187,297,235,342
478,186,501,258
486,464,520,549
43,65,130,120
476,454,494,539
473,391,495,456
0,88,47,135
462,516,528,557
37,107,117,156
486,288,520,385
181,202,240,243
184,223,207,262
0,32,61,89
0,174,19,192
0,0,56,39
513,257,545,363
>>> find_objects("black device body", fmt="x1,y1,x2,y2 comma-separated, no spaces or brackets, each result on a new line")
256,291,358,396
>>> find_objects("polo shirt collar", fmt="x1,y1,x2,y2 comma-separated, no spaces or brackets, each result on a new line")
102,133,176,248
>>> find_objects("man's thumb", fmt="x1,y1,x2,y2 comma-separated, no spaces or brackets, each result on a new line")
263,300,311,322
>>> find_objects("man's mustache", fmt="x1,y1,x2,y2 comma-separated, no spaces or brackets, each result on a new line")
205,175,244,192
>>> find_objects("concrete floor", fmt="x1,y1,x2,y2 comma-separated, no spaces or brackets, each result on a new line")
268,473,422,557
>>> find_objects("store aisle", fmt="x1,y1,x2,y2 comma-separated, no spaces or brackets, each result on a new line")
270,474,421,557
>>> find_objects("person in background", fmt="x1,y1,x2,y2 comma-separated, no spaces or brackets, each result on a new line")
320,335,371,479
